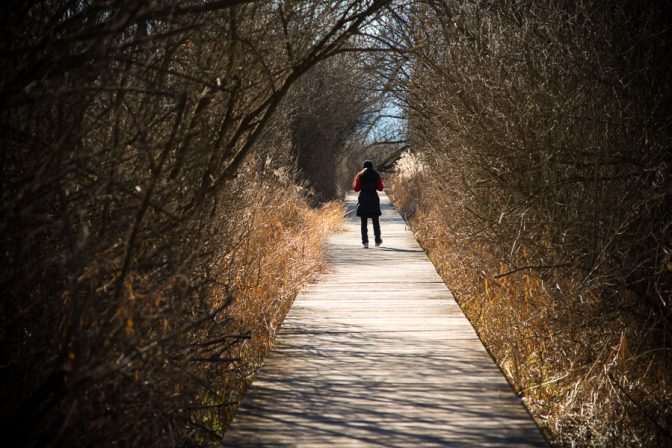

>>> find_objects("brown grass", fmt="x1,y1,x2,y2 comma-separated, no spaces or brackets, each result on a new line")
184,179,345,440
224,192,343,400
388,153,672,447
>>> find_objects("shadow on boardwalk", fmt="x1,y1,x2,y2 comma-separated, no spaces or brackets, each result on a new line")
225,192,547,447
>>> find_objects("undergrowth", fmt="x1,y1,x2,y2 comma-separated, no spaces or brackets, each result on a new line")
388,152,672,447
186,172,345,441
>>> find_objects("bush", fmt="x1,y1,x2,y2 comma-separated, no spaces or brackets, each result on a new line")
389,0,672,445
0,1,385,445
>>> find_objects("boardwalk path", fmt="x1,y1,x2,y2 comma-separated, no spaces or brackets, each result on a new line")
225,192,546,447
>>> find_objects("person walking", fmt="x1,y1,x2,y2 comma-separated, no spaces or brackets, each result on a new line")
353,160,383,248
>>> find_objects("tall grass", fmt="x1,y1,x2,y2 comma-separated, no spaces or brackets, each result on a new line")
0,2,377,444
196,179,344,438
389,152,671,446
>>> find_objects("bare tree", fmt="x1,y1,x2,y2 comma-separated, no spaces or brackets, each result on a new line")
386,0,672,445
0,1,391,446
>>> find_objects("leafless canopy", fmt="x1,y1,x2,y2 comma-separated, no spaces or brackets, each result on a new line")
0,1,391,445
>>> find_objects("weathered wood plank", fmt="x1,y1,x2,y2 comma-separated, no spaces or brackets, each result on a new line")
224,192,546,447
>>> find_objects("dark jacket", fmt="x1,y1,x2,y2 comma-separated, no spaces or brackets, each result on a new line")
353,168,383,217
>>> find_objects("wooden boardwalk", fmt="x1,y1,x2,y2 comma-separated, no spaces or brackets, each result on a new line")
224,192,547,447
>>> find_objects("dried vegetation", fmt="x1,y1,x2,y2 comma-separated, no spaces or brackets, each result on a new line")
4,0,670,446
0,1,385,445
388,1,672,445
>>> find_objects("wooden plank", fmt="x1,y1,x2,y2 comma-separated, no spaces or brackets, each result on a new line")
224,192,547,447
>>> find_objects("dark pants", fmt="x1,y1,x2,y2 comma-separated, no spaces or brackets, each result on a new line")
361,216,381,244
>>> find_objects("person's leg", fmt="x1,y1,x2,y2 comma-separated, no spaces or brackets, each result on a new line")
372,215,382,245
360,216,369,245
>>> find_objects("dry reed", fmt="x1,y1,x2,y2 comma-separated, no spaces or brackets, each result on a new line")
389,152,672,446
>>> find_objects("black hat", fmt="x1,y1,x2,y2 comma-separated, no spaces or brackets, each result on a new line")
363,160,373,169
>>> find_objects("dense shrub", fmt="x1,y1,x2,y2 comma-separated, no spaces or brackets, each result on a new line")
388,0,672,445
290,56,377,201
0,1,386,445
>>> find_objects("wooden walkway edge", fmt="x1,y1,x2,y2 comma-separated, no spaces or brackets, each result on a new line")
224,192,547,447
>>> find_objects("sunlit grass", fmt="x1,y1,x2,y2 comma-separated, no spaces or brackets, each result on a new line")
388,154,672,447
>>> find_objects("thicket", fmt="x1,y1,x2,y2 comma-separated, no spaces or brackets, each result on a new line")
6,0,669,445
388,0,672,445
290,57,376,201
0,1,389,446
